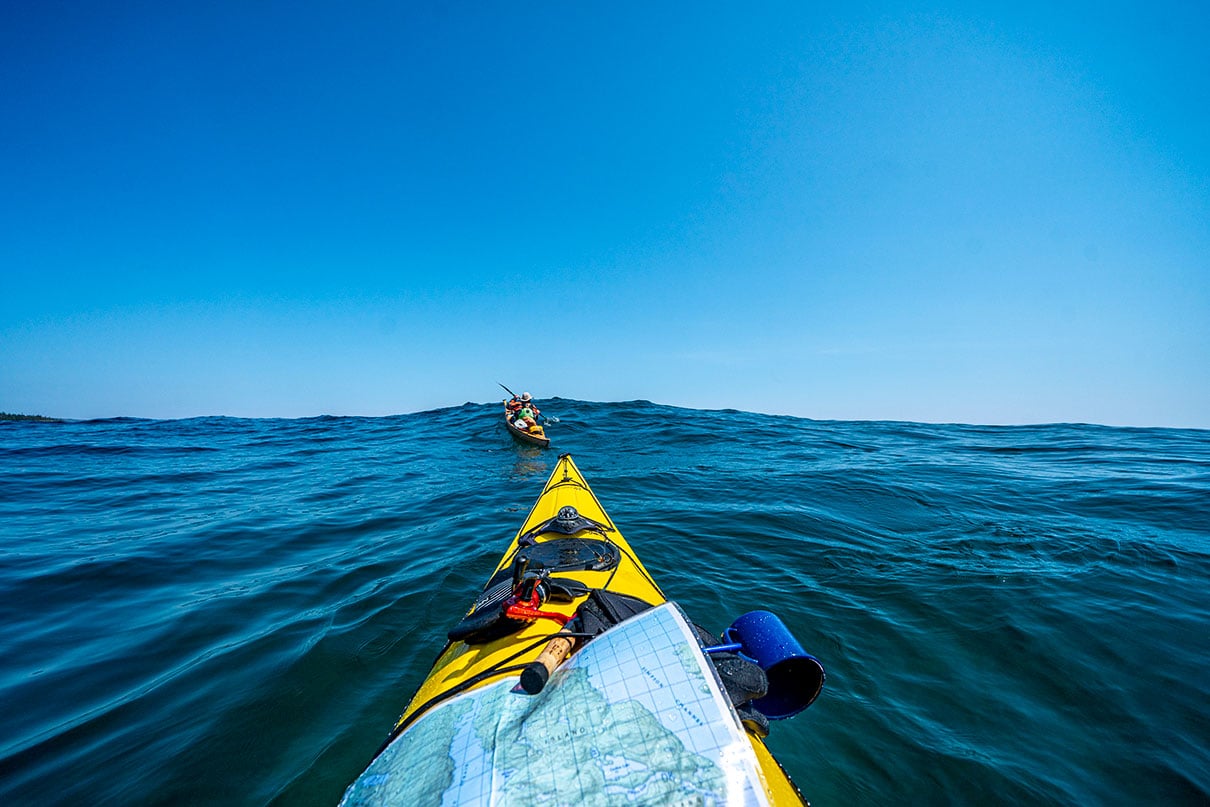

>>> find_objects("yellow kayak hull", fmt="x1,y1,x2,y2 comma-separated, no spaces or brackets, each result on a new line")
378,454,806,804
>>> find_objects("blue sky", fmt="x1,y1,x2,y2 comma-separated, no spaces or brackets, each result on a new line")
2,2,1207,426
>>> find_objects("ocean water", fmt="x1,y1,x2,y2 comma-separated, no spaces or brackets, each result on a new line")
1,400,1207,806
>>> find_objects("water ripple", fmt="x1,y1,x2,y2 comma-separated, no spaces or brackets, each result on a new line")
1,404,1207,804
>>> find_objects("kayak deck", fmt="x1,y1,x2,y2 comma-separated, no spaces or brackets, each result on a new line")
346,454,807,805
396,455,661,726
503,407,550,447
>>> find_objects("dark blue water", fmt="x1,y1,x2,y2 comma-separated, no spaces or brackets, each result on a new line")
2,401,1207,805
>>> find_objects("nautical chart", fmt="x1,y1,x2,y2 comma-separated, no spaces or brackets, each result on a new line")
340,602,770,806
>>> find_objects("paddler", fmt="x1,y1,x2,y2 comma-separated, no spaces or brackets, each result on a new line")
507,391,542,422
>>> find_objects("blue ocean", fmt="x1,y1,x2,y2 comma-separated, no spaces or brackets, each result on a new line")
2,401,1207,805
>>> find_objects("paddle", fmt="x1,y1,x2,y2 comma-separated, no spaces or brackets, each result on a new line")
520,634,576,694
498,383,559,424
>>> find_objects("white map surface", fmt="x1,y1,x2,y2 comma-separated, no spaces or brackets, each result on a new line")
340,602,770,806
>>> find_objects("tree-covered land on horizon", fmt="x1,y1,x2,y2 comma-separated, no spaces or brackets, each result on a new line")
0,412,60,422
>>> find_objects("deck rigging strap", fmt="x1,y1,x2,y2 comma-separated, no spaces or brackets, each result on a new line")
517,505,614,545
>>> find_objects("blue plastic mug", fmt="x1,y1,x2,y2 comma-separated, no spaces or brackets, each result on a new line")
723,610,825,720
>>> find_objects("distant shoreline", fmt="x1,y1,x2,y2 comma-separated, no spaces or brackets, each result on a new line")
0,412,61,423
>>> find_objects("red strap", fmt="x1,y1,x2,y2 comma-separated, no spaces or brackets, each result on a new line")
504,591,572,626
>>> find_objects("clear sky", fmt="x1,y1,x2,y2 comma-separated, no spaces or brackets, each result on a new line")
2,2,1207,427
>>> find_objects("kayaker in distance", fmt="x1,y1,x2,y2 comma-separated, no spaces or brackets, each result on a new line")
502,387,551,447
506,391,542,425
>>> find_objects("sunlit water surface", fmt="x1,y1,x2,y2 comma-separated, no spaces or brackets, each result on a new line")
2,401,1207,804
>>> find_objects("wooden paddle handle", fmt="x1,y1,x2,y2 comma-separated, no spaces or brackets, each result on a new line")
520,636,575,694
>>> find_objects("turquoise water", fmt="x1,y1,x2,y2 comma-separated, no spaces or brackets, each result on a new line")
1,401,1207,805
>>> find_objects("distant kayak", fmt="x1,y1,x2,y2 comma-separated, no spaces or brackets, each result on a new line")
340,454,824,805
503,405,550,448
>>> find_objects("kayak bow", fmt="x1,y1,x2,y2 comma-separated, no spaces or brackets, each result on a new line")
342,454,814,805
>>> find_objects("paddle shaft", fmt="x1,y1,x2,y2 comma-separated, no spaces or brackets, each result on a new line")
520,635,576,694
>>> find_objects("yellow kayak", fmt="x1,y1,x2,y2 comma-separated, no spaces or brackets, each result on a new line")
341,454,822,805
